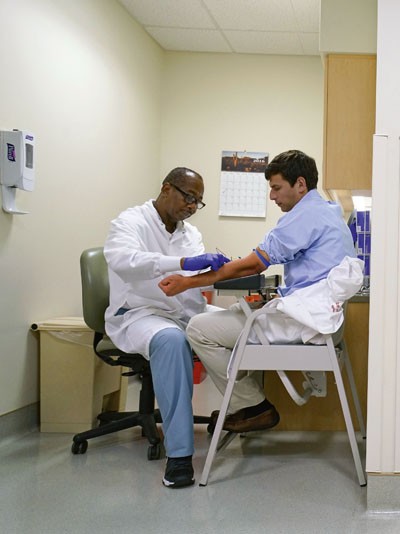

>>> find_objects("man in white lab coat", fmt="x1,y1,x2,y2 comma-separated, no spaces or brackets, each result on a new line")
104,167,228,488
158,151,363,434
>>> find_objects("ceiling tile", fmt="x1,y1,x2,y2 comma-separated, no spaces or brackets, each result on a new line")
145,27,232,52
291,0,320,32
203,0,298,31
298,32,319,55
224,30,303,55
116,0,322,56
119,0,216,28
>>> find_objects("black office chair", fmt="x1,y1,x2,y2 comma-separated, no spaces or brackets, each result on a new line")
71,247,210,460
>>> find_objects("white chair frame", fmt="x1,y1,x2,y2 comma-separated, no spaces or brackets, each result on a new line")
199,304,367,487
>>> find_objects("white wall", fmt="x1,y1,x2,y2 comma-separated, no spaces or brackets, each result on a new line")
160,52,324,269
0,0,163,416
366,0,400,509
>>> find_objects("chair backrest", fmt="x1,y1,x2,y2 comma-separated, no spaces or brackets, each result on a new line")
80,247,109,334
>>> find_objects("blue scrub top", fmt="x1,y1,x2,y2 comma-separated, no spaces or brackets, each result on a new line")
259,190,356,296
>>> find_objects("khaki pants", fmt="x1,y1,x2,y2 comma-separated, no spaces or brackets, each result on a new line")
186,304,266,414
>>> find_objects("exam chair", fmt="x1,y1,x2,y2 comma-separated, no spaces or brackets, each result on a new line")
71,247,210,460
200,276,367,487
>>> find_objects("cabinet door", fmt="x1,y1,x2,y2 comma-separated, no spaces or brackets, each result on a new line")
324,54,376,191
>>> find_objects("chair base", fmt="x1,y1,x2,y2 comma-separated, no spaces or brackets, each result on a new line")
72,409,163,459
71,409,211,461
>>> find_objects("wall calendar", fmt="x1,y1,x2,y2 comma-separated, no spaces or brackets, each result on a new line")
219,150,269,217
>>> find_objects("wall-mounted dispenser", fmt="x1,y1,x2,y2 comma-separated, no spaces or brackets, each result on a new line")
0,129,35,214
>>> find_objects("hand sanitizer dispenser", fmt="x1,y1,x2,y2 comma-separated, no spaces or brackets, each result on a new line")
0,129,35,214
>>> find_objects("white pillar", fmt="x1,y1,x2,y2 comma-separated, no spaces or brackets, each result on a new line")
366,0,400,511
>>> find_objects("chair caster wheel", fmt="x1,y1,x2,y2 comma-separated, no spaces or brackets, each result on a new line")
71,440,88,455
147,443,162,461
207,423,215,435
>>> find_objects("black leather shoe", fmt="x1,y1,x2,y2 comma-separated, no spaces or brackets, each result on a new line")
210,406,280,433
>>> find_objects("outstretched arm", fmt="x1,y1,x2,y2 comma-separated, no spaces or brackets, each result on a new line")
159,248,270,296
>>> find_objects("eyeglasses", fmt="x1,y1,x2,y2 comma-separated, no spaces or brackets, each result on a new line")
170,183,206,210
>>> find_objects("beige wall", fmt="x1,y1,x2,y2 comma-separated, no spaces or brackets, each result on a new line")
160,52,324,270
0,0,163,415
0,0,324,418
320,0,377,54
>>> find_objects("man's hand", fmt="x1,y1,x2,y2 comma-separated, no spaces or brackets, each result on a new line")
159,274,188,296
182,253,230,272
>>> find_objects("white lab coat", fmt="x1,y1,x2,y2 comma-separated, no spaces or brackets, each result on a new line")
250,256,364,345
104,200,209,357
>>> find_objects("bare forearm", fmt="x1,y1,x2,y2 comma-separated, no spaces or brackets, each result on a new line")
182,256,261,289
159,251,266,296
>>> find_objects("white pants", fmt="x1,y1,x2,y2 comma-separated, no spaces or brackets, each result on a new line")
186,304,266,414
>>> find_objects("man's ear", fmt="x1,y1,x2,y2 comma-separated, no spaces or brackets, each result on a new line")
161,182,171,196
297,176,307,192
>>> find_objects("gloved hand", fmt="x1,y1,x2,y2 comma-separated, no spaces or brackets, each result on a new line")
182,253,230,271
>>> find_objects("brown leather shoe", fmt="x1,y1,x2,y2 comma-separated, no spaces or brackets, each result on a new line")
210,406,280,433
210,409,247,427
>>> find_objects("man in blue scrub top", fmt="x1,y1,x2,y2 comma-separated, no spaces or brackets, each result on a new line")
158,150,358,433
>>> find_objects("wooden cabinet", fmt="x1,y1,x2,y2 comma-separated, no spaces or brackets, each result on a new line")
323,54,376,192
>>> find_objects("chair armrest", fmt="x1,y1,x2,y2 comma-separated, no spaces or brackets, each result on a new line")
214,274,265,291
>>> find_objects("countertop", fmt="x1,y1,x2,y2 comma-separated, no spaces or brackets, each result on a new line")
349,293,369,303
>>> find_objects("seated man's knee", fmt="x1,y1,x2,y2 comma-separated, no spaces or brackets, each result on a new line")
150,327,190,353
186,315,208,345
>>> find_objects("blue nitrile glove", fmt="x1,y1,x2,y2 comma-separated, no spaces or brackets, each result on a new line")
182,253,230,271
